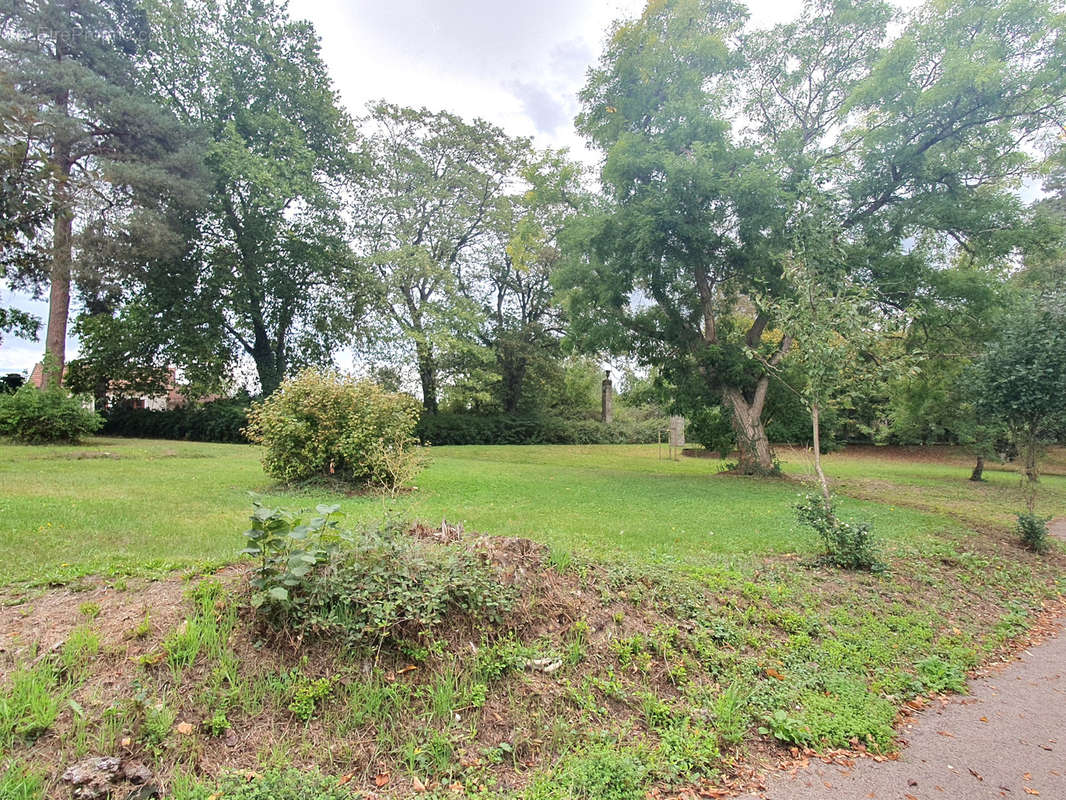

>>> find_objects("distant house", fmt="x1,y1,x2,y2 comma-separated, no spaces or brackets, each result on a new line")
28,363,189,411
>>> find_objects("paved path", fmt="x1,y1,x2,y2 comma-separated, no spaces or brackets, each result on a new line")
738,617,1065,799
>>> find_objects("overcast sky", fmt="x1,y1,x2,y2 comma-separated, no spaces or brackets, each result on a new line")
0,0,813,374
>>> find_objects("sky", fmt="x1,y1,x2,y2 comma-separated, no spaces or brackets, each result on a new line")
0,0,812,374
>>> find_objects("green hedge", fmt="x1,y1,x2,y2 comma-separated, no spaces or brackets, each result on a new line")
102,400,251,444
415,413,668,446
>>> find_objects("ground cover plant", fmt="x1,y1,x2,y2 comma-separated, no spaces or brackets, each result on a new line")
0,439,1064,798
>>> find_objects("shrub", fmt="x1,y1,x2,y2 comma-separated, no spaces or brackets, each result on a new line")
415,412,667,446
242,502,513,650
102,399,250,443
0,384,101,444
1016,512,1052,554
172,769,353,800
245,370,423,488
796,494,883,572
561,745,649,800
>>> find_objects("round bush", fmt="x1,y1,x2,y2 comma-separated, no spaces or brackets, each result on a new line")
244,370,423,487
0,384,102,444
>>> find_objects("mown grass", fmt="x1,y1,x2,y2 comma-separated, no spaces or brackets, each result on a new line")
8,438,1062,585
2,438,1065,799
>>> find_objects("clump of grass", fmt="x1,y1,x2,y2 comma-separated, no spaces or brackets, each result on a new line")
0,661,62,748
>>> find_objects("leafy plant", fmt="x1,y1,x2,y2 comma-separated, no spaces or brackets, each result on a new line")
562,744,649,800
1016,512,1052,555
757,709,809,746
244,370,424,489
796,494,883,572
0,383,101,444
243,503,514,650
287,674,336,722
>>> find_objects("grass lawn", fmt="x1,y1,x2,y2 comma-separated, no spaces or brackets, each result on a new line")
5,437,1062,584
2,437,1065,799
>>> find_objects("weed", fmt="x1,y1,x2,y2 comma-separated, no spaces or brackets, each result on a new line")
915,655,967,694
141,699,177,752
559,744,649,800
655,718,720,781
60,626,100,679
758,709,808,746
127,610,152,639
711,683,750,747
287,674,336,722
78,601,101,620
1016,512,1051,554
0,760,46,800
796,494,883,571
0,662,61,747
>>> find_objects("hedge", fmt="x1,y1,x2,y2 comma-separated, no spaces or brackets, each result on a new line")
101,404,670,448
415,413,668,446
101,400,251,444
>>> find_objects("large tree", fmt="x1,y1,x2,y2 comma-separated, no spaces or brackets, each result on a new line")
0,0,202,385
469,149,586,413
138,0,359,395
354,103,524,413
562,0,1066,473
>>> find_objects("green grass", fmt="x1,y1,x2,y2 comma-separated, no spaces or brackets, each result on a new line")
2,437,1064,799
9,438,1058,584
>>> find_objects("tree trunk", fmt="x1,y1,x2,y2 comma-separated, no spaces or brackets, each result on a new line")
416,341,438,414
44,127,73,388
723,383,775,474
811,402,832,506
250,325,282,397
499,347,526,414
969,455,985,482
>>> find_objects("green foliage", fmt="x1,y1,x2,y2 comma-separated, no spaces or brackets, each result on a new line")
915,656,968,693
0,761,46,800
970,296,1066,483
0,661,61,748
655,718,720,781
139,0,359,395
1016,512,1052,555
285,673,336,722
558,745,649,800
564,0,1066,474
243,503,513,650
0,384,102,444
161,579,235,677
416,412,667,446
245,370,423,488
757,709,808,746
796,494,883,572
102,400,251,444
688,406,735,456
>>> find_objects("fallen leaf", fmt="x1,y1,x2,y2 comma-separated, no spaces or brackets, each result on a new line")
412,776,427,793
175,722,194,735
765,668,786,680
968,768,983,782
1023,789,1039,796
980,716,989,723
397,665,417,675
1024,773,1033,781
375,773,390,787
937,730,955,738
337,774,352,786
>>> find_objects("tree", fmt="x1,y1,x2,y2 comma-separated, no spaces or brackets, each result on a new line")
139,0,359,395
563,0,1066,474
472,149,585,413
354,104,524,413
0,0,202,385
970,295,1066,493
